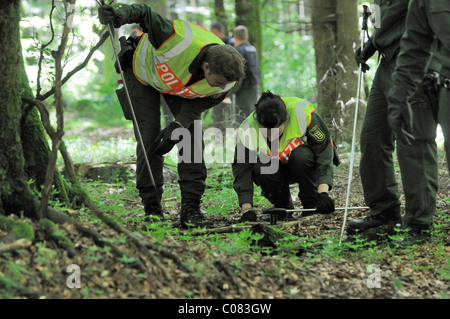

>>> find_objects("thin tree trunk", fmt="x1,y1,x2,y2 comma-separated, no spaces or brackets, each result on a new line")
213,0,228,33
311,0,338,137
38,0,74,219
311,0,363,144
336,0,364,143
235,0,263,90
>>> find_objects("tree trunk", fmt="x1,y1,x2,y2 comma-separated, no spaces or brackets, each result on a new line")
311,0,338,138
0,0,71,217
235,0,263,89
213,0,228,34
311,0,363,144
0,0,36,216
336,0,363,144
235,0,262,54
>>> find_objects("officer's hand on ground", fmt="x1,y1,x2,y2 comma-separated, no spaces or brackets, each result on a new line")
387,86,415,146
152,121,183,156
98,4,122,28
315,192,335,214
354,40,376,73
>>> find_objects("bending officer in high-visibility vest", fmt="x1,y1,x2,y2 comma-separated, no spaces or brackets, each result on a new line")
98,3,246,228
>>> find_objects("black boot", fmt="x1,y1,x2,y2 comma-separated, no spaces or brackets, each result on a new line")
180,199,207,229
390,225,431,248
144,202,165,222
347,211,402,235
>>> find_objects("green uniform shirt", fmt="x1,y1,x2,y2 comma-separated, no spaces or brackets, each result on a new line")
116,4,228,128
394,0,450,93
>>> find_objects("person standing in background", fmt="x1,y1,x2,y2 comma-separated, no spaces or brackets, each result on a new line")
210,21,234,46
230,25,261,123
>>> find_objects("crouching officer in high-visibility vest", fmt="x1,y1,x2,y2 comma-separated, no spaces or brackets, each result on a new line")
98,3,246,228
232,91,339,222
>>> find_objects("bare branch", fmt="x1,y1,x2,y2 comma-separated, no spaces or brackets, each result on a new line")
39,31,110,101
36,0,56,99
38,0,75,219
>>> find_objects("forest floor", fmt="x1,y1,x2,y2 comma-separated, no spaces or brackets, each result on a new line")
0,140,449,302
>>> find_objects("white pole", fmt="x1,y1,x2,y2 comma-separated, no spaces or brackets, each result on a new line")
98,1,161,207
339,5,370,245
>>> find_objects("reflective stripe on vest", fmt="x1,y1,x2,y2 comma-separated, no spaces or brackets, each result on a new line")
294,99,312,136
277,137,303,163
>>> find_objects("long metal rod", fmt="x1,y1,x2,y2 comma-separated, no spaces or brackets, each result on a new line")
288,206,369,213
339,6,369,245
98,1,161,207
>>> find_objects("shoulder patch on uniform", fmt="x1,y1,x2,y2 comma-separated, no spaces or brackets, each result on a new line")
309,125,325,142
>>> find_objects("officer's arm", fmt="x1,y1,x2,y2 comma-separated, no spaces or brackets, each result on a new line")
116,4,174,48
232,142,257,207
393,0,433,94
169,93,227,129
306,113,334,190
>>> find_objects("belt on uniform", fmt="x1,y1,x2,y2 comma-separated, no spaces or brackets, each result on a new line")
442,77,450,88
430,71,450,89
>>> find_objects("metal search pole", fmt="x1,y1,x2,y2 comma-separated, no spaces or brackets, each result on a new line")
339,5,371,245
288,206,370,213
97,1,161,208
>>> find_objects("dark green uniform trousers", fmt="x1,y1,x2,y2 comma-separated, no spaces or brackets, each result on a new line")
252,146,318,209
360,57,438,228
116,69,206,207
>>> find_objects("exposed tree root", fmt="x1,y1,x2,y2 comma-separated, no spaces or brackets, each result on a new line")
214,260,244,294
0,238,32,255
38,199,151,278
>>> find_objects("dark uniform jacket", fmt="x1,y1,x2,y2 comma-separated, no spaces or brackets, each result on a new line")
116,4,228,128
235,41,260,89
394,0,450,93
371,0,410,61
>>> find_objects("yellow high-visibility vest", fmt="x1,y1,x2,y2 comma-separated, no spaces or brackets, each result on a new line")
132,20,234,99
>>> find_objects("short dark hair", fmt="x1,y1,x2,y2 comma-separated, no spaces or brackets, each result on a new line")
205,45,246,82
233,25,248,41
254,91,288,128
131,24,142,31
211,22,225,32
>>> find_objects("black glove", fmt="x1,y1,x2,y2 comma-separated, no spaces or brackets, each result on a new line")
355,40,377,73
152,122,183,156
387,86,415,146
98,4,123,28
315,192,335,215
